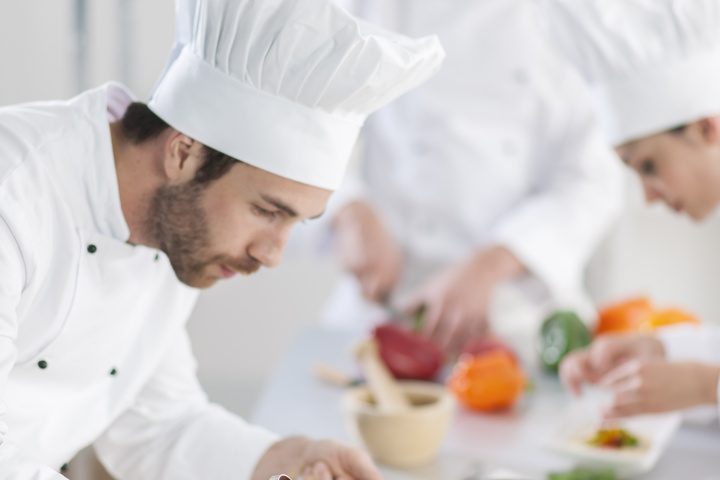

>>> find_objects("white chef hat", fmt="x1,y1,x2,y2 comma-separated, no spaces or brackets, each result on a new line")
543,0,720,146
148,0,444,190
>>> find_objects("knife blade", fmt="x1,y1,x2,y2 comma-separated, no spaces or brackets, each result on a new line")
379,297,426,332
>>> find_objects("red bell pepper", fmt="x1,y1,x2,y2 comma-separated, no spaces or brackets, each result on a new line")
373,324,444,381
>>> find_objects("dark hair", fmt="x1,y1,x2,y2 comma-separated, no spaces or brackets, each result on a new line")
121,102,237,185
194,145,238,185
121,102,171,143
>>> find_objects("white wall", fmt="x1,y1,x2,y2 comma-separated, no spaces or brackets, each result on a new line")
0,0,174,105
187,257,340,413
0,0,75,104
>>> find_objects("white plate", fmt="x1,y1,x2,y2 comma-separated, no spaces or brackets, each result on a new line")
542,402,682,476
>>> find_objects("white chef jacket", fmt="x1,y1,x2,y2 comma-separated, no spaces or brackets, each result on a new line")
321,0,623,329
0,83,278,479
657,325,720,420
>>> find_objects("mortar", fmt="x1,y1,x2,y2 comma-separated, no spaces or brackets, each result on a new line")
342,380,455,467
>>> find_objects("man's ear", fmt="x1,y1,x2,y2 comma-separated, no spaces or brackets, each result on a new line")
163,130,195,181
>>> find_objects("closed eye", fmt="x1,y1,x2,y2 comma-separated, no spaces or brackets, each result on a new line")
639,159,656,176
252,204,279,219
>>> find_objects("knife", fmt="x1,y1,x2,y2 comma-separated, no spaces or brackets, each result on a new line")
379,296,426,332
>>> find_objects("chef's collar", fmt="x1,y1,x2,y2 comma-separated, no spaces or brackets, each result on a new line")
89,82,134,242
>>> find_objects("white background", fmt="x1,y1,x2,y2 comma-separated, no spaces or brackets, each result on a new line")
2,0,720,476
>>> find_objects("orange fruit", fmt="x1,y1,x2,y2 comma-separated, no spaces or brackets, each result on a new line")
447,351,525,412
596,297,654,335
639,308,700,332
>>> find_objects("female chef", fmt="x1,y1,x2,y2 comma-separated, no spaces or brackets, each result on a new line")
545,0,720,418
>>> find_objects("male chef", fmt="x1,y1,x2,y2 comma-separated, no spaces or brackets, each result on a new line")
0,0,443,478
321,0,623,352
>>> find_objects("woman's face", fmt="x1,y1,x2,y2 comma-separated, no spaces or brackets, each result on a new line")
615,117,720,221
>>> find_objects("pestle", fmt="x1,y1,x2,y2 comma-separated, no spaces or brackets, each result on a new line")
355,338,412,412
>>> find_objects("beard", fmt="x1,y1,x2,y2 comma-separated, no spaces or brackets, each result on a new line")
146,181,261,288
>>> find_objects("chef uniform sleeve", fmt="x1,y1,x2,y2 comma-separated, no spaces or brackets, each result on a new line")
656,324,720,365
0,216,68,479
93,328,279,480
489,69,624,302
656,324,720,420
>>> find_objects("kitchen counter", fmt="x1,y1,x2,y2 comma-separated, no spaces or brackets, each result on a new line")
251,327,720,479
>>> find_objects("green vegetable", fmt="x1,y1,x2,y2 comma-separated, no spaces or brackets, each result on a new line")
539,311,592,372
547,467,617,480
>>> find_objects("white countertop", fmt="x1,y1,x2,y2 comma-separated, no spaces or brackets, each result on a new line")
251,328,720,480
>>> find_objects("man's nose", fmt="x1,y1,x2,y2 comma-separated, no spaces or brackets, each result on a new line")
249,231,289,268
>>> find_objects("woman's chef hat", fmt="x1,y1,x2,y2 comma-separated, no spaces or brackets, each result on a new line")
148,0,444,190
543,0,720,146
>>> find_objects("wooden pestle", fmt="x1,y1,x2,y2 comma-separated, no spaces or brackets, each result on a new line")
355,338,412,412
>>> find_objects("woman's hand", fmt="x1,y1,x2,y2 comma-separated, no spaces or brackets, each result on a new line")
599,360,720,418
559,333,665,395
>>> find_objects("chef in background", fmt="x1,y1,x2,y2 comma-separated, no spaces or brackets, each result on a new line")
0,0,443,477
545,0,720,419
321,0,623,352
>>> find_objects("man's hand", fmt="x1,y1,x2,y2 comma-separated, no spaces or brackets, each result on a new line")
599,360,720,418
334,201,402,303
252,437,382,480
402,246,524,353
560,333,665,395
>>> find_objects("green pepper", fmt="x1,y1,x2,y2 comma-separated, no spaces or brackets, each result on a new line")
539,310,591,372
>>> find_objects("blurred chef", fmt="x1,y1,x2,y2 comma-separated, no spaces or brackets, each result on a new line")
545,0,720,419
0,0,443,478
321,0,623,352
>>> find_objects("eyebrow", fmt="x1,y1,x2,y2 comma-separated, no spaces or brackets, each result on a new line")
261,194,298,217
260,194,326,220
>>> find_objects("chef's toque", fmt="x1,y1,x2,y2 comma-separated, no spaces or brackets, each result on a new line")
148,0,444,190
543,0,720,146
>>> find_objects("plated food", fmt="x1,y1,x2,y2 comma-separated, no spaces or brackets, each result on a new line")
543,407,681,475
587,428,639,449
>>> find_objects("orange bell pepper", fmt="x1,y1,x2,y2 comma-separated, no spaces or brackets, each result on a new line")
447,351,525,412
597,297,701,335
596,297,654,335
639,308,700,332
